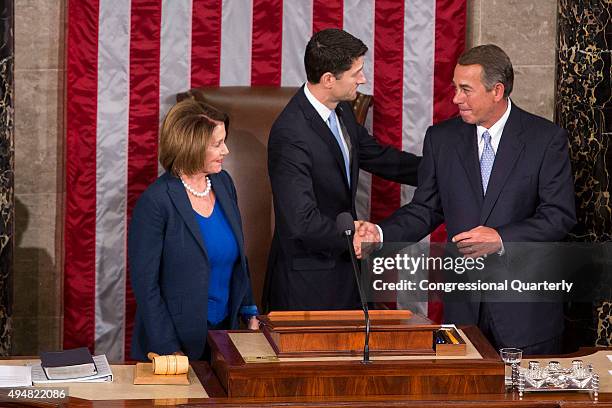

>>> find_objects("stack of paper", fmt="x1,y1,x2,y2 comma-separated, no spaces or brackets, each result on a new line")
40,347,96,379
31,355,113,384
0,366,32,387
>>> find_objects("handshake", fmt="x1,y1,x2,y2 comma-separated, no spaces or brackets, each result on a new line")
352,221,381,259
350,221,503,259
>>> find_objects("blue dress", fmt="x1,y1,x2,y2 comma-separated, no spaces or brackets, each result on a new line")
195,201,258,325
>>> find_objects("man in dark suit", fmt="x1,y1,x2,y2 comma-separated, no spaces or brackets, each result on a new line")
355,45,576,354
266,29,420,311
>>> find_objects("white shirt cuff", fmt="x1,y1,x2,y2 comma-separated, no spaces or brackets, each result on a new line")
497,236,505,256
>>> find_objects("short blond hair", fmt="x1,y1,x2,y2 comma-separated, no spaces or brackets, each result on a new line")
159,98,229,176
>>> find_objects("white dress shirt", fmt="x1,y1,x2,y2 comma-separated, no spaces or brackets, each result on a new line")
303,83,351,159
477,99,512,159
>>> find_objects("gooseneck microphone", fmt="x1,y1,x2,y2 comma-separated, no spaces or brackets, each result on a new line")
336,212,371,364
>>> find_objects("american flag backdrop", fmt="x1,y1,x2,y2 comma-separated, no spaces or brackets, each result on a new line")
65,0,466,360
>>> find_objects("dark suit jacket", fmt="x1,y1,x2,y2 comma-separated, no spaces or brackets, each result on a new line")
266,86,421,310
129,171,255,361
380,103,577,347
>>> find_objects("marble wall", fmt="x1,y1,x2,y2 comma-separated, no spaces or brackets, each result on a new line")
467,0,558,121
0,0,14,356
11,0,64,355
557,0,611,242
556,0,611,347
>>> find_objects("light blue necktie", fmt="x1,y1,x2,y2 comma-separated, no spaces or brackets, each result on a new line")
480,130,495,194
327,111,351,185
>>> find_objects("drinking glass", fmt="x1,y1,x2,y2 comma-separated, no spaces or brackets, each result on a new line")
499,347,522,389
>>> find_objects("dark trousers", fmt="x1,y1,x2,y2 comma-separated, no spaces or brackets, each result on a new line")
478,302,562,356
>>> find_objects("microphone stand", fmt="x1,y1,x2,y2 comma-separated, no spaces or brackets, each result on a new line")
343,230,371,364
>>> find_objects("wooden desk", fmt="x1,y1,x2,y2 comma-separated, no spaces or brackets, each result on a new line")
208,326,504,397
0,343,609,407
1,384,609,407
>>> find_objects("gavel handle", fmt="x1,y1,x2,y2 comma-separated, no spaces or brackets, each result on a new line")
147,352,159,361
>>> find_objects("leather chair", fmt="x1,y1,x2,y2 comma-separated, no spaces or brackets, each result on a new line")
176,87,372,307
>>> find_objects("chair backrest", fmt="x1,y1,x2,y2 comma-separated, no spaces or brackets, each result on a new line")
176,86,372,307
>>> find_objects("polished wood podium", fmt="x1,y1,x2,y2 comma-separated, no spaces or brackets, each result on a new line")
259,309,436,357
208,311,505,398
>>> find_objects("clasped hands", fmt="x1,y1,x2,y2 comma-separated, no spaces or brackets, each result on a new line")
352,221,502,259
353,221,380,259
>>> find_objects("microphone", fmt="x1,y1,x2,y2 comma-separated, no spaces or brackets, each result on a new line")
336,212,371,364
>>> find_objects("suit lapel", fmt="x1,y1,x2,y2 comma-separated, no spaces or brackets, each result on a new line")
336,104,359,198
454,123,484,206
479,107,526,224
166,175,208,258
296,88,350,190
210,174,245,259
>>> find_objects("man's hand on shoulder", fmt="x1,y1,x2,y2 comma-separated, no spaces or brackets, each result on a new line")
452,226,502,258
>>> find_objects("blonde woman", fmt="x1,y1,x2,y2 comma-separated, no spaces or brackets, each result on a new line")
129,99,258,361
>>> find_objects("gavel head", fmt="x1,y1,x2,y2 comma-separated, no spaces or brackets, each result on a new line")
147,352,189,375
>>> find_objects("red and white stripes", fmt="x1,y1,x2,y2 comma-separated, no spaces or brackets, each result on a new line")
65,0,465,360
65,0,99,356
94,0,131,360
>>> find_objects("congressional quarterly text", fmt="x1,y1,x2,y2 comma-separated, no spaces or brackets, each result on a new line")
372,279,574,293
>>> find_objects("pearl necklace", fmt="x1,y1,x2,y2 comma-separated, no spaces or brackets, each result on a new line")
181,176,212,197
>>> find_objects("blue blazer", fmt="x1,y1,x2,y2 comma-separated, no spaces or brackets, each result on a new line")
129,170,255,361
381,104,576,347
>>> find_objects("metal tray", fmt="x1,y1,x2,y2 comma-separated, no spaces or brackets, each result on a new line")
516,359,600,400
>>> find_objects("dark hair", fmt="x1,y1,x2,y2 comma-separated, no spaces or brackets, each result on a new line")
304,29,368,83
458,44,514,98
159,98,229,176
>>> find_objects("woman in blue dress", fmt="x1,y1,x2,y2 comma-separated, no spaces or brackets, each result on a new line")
129,98,258,360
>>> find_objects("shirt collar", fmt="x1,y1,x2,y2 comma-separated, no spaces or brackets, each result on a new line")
477,99,512,141
303,82,333,123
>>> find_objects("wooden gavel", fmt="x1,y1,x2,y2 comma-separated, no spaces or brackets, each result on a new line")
147,352,189,375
